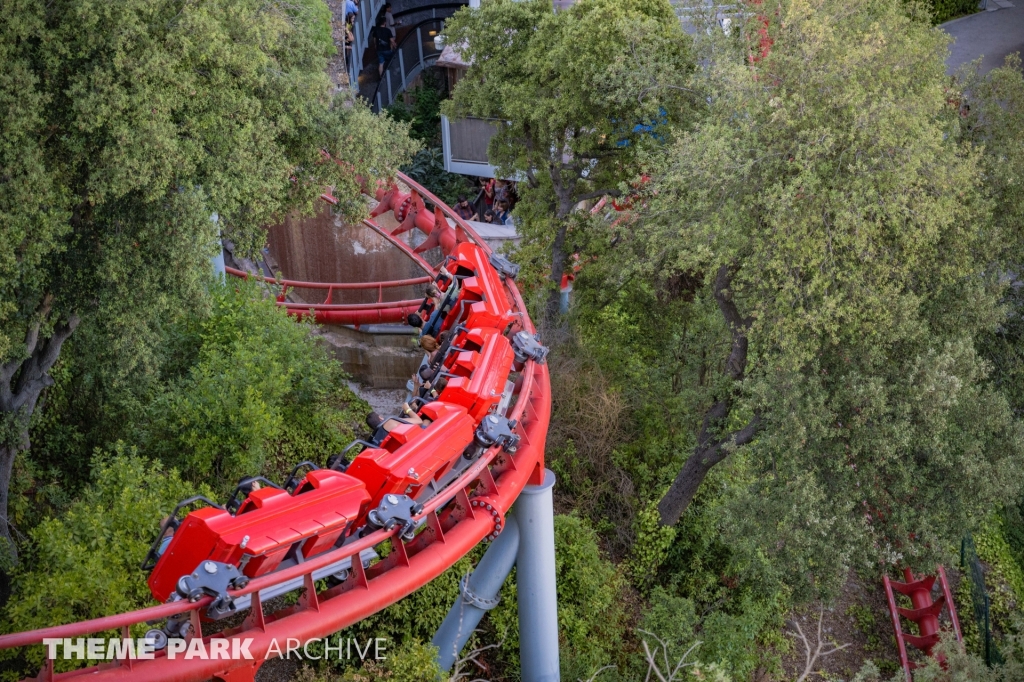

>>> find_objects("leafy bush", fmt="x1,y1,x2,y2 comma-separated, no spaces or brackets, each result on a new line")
142,280,366,488
0,449,203,677
637,587,700,666
386,71,477,206
973,515,1024,640
854,630,1024,681
546,348,638,557
635,586,782,681
314,514,628,681
926,0,979,23
296,641,442,682
489,514,629,680
401,147,477,208
291,0,336,56
386,72,446,145
552,515,629,673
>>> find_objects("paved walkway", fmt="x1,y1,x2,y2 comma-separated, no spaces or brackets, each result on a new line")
944,1,1024,74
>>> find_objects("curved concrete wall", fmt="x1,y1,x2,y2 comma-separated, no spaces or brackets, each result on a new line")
266,205,430,306
266,204,431,388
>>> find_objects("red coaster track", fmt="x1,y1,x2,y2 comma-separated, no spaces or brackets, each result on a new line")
0,171,552,682
883,566,962,682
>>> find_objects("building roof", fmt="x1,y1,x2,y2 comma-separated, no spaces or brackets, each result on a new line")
435,43,471,69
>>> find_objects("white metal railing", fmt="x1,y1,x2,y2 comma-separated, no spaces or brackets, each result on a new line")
370,18,446,111
348,0,388,89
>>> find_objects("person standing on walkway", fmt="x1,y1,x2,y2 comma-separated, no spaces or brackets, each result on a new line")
372,16,396,79
495,200,513,226
494,178,509,206
381,3,401,38
454,196,476,221
344,15,355,72
481,177,495,212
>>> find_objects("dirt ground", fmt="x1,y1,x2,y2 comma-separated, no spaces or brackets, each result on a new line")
778,571,904,682
775,567,974,681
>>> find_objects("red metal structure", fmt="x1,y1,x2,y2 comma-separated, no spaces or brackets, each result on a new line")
0,171,552,682
883,566,963,682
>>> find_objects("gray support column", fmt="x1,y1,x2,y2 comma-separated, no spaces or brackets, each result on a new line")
514,469,560,682
210,213,225,279
433,516,520,670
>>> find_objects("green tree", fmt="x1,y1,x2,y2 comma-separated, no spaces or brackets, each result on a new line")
0,0,417,559
616,0,1024,591
441,0,695,324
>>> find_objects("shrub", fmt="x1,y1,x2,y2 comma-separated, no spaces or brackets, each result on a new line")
296,641,442,681
854,630,1024,681
546,349,637,557
386,72,445,145
401,148,476,208
142,280,365,489
927,0,979,23
489,514,630,680
0,449,204,677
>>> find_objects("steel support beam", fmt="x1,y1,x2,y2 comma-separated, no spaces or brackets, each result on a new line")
515,469,560,682
432,516,520,670
211,214,225,279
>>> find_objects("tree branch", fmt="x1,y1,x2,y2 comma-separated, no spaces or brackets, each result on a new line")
790,608,851,682
11,314,80,412
712,263,752,382
696,413,761,470
638,629,700,682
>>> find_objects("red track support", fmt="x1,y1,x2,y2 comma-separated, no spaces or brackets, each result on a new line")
883,565,963,682
0,173,551,682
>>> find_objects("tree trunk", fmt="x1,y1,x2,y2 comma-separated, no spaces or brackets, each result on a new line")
658,264,760,526
0,443,20,563
543,184,577,329
0,311,80,563
545,220,571,328
658,411,761,526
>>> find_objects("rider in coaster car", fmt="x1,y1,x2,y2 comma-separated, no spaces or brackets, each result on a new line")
436,264,453,290
415,277,460,338
409,283,442,333
416,365,449,399
400,402,427,424
366,408,432,446
366,411,396,445
154,516,175,558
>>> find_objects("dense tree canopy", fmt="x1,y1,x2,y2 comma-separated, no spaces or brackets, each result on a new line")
442,0,694,323
0,0,417,558
584,0,1024,594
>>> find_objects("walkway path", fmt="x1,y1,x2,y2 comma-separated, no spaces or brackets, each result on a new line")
944,2,1024,74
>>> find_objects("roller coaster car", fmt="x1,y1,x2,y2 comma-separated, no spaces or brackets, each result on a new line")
147,470,370,603
438,331,515,420
441,244,515,333
345,402,476,506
